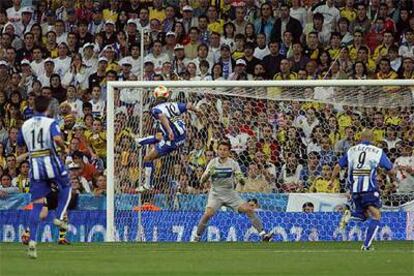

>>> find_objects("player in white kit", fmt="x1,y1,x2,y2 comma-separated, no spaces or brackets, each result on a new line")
193,140,273,242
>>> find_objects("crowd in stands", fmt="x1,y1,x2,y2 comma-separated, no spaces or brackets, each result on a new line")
0,0,413,207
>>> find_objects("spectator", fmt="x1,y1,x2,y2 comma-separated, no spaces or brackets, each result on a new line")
394,143,414,193
228,59,249,80
254,2,275,43
376,58,398,80
262,41,283,80
218,43,235,80
400,57,414,79
384,126,402,150
89,85,105,118
350,3,371,34
247,198,262,211
232,6,247,35
335,126,356,153
304,13,331,47
290,0,307,28
236,163,272,193
254,150,277,184
92,174,106,196
313,0,340,32
253,33,270,60
0,174,19,198
87,118,107,160
399,28,414,59
309,164,340,193
299,151,322,190
373,31,396,63
72,151,97,183
302,202,314,213
278,152,304,193
270,3,302,44
12,160,29,193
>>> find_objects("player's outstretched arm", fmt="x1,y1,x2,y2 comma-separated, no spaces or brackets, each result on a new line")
186,102,202,117
200,162,215,184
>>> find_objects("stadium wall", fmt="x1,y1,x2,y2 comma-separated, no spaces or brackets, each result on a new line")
0,210,412,242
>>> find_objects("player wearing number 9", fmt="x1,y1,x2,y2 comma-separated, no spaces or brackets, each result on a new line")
330,129,396,251
135,85,202,192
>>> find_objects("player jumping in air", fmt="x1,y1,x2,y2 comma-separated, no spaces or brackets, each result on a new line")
193,140,273,242
18,95,72,258
135,85,201,191
330,129,395,251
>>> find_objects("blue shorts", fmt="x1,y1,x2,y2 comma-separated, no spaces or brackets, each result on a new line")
30,174,70,201
155,135,185,157
352,191,382,215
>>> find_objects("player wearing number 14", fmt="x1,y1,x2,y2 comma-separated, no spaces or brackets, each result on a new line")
135,85,202,191
17,96,71,258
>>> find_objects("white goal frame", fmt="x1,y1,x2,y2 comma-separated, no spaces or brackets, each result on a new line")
105,79,414,242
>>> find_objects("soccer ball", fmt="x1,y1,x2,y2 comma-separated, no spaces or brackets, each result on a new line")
153,85,170,98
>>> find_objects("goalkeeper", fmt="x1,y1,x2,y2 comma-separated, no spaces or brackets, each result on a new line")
193,140,273,242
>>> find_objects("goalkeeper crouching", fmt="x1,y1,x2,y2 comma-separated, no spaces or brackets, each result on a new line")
193,140,273,242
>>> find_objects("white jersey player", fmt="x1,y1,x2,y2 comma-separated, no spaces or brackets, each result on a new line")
193,140,273,242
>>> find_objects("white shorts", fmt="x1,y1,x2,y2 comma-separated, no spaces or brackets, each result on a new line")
206,189,245,212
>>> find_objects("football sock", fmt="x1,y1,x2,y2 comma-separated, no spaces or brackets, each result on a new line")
144,162,154,188
56,184,71,221
196,216,210,237
28,203,43,242
246,212,264,233
364,219,380,248
59,215,68,240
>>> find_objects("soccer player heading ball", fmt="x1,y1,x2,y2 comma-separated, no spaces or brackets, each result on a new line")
193,140,273,242
135,85,202,191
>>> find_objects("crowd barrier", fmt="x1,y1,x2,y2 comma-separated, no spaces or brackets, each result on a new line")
1,210,412,242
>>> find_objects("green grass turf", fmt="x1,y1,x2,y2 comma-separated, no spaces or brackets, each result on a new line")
1,241,413,276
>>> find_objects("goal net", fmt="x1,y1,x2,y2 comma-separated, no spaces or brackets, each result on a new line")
106,80,414,242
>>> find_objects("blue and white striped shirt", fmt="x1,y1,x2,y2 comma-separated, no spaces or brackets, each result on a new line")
18,115,67,181
151,102,187,138
338,141,393,193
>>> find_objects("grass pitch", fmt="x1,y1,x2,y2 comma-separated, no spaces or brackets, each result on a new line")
1,241,413,276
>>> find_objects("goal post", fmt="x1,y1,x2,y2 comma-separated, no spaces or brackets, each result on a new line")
106,80,414,242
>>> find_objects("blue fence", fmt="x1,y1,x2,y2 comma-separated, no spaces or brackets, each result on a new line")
0,210,410,242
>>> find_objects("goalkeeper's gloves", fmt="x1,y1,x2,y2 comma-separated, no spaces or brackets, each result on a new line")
235,171,246,185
